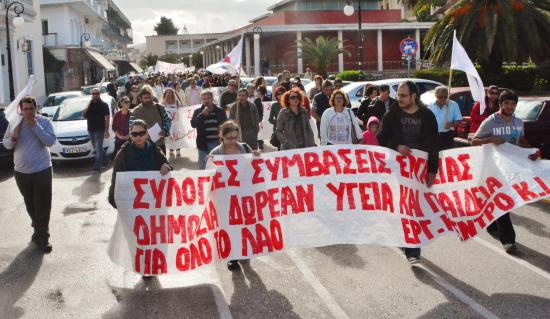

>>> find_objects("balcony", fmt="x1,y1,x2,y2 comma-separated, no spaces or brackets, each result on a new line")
42,33,58,47
41,0,107,22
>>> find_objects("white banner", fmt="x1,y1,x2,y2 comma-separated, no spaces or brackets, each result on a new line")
109,144,550,275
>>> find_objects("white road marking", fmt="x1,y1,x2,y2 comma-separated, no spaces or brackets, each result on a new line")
287,250,351,319
390,248,500,319
206,266,234,319
474,237,550,281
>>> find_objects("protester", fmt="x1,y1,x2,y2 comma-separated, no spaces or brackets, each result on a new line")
428,86,462,151
206,120,260,270
3,96,56,253
191,90,228,169
254,85,267,150
220,80,238,110
279,70,292,91
229,89,260,150
174,82,187,107
311,80,334,133
130,85,172,155
377,81,439,264
308,75,323,101
268,86,286,150
153,78,164,98
246,83,256,104
162,88,183,156
304,67,314,80
128,85,140,109
469,85,500,134
367,84,395,121
472,89,540,253
112,97,131,156
185,78,201,106
320,90,363,145
275,89,316,150
362,116,380,146
272,73,283,101
84,88,110,173
107,78,118,101
357,85,379,126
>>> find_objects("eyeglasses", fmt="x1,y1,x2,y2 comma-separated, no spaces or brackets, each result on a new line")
436,95,448,99
224,135,239,140
130,131,147,137
289,95,300,100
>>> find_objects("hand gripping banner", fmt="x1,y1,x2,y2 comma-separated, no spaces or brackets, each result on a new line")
108,144,550,275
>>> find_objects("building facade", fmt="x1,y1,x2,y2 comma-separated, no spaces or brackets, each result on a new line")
199,0,433,75
0,0,46,105
145,32,226,57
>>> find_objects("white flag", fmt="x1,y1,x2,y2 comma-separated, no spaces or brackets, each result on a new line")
206,35,245,75
450,30,486,114
5,75,36,134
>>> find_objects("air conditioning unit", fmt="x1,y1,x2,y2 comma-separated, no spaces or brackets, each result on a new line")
85,18,89,24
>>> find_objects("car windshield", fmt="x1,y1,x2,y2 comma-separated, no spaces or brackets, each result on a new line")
515,100,542,120
44,94,80,107
53,100,88,121
82,86,107,95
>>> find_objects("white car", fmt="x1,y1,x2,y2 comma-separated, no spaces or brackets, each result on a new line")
40,91,84,118
50,94,117,161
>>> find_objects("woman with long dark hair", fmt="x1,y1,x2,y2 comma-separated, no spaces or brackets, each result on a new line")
469,85,500,134
275,88,316,150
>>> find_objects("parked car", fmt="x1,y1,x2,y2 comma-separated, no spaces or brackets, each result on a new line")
0,109,13,164
39,91,84,118
452,96,550,158
82,82,109,95
49,94,117,161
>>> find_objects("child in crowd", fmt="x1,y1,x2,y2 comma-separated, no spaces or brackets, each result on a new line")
362,116,380,146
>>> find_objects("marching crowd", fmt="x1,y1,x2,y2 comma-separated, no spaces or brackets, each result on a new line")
2,70,542,269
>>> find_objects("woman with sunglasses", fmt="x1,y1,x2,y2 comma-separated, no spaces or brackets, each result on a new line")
112,97,131,157
275,89,316,150
469,85,500,135
207,120,259,271
320,90,363,146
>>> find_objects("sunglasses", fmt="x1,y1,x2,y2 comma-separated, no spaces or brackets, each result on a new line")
289,95,300,100
130,131,147,137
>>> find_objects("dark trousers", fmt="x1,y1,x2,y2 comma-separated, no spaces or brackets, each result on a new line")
487,213,516,245
436,131,455,151
14,167,52,244
404,248,421,259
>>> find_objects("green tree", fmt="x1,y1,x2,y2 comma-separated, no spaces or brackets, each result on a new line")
192,52,204,68
297,35,349,76
139,53,158,69
424,0,550,73
154,16,178,36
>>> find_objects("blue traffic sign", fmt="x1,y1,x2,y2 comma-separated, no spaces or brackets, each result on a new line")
400,37,418,56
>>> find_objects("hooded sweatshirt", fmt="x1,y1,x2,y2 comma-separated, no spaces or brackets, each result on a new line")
362,116,380,146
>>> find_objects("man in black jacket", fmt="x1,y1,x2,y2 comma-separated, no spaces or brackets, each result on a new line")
365,84,395,122
191,90,227,169
357,85,379,126
378,81,439,264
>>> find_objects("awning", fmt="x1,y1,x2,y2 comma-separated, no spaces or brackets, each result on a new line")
129,62,143,73
85,49,116,71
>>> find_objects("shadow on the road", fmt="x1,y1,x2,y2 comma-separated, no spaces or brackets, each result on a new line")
527,200,550,213
72,174,105,202
315,244,366,269
52,159,96,178
103,281,221,319
513,213,550,238
514,243,550,274
169,155,198,171
0,245,44,319
413,258,550,318
230,261,301,318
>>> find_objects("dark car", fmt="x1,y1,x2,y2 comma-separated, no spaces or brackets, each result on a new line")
452,97,550,159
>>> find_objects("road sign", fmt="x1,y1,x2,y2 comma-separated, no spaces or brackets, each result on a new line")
400,37,418,56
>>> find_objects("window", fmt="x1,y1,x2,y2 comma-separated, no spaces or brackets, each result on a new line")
25,40,33,77
42,20,48,35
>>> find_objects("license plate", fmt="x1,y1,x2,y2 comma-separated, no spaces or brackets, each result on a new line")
63,147,87,154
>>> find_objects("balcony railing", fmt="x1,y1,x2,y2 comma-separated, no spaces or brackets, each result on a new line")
42,33,58,47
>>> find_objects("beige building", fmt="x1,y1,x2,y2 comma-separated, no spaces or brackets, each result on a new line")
144,33,226,57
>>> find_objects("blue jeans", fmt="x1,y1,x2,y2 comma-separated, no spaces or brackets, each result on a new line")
198,141,219,169
89,131,106,170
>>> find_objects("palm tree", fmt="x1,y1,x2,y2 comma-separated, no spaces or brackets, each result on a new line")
139,53,158,69
297,36,349,76
424,0,550,73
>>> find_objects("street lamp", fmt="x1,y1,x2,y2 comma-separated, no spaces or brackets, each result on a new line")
5,1,25,100
200,50,205,68
80,33,91,85
252,26,262,75
344,0,365,73
188,53,193,67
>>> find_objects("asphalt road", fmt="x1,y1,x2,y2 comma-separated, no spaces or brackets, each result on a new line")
1,147,550,319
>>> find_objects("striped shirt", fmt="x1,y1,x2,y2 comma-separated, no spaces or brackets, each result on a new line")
204,112,220,141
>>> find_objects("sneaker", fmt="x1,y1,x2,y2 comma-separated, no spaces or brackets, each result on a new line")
503,243,517,254
407,256,421,265
37,242,52,254
227,260,240,271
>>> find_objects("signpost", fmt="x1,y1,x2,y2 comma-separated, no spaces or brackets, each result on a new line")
400,37,418,77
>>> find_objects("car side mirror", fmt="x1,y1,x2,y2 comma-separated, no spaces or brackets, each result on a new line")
42,113,49,117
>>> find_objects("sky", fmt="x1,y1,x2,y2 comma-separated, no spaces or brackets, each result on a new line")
114,0,279,45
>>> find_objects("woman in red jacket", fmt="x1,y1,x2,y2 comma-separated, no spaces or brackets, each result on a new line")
469,85,500,134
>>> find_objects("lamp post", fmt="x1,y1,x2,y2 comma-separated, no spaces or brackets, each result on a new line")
252,26,262,76
200,51,205,68
188,54,193,67
344,1,364,73
5,1,25,100
80,32,91,85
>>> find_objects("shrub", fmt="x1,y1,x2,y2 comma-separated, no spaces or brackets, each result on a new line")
336,70,368,81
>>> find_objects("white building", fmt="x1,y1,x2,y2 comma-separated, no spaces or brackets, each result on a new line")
40,0,133,92
0,0,46,105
